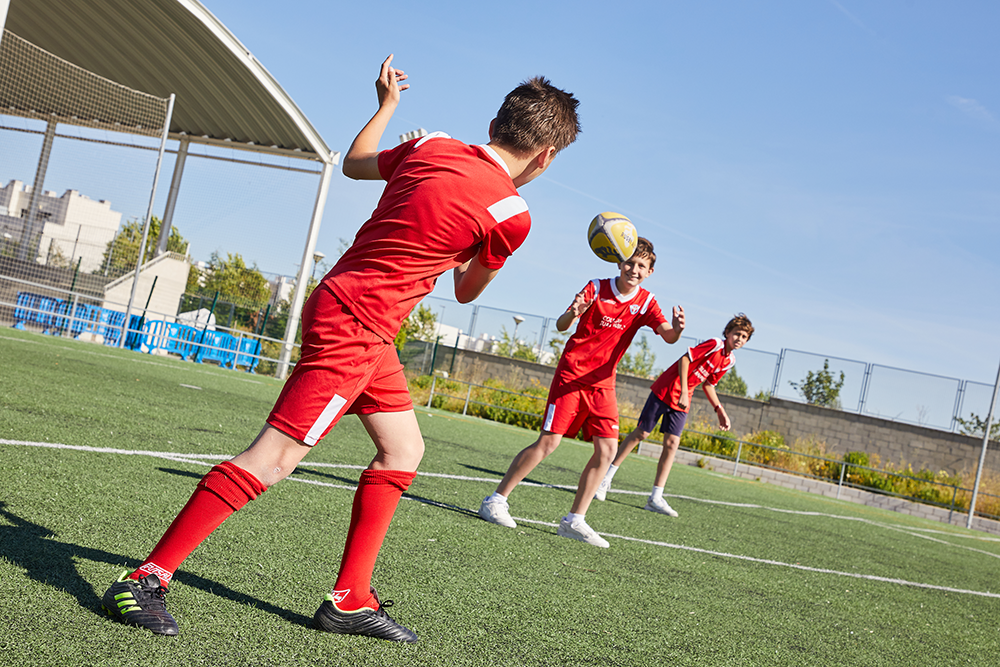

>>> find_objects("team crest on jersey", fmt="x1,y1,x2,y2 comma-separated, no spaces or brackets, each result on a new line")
629,304,640,314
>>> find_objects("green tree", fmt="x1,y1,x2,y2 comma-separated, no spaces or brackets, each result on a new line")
394,304,438,351
493,326,537,361
99,216,187,277
545,330,570,367
198,252,271,308
618,334,656,378
716,366,748,397
954,413,1000,442
790,359,845,408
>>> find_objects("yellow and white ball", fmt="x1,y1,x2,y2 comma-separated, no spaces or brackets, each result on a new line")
587,212,638,263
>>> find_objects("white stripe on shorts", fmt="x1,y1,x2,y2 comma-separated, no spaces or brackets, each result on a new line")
542,403,556,432
304,394,348,445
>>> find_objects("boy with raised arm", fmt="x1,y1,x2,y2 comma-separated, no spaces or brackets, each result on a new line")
479,239,684,547
100,55,579,643
595,314,754,516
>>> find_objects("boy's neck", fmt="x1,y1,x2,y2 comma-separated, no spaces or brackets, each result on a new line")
485,141,553,188
613,276,639,298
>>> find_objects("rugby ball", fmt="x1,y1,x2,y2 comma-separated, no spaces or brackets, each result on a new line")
588,212,638,263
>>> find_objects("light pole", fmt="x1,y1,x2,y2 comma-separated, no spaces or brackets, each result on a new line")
511,315,525,357
311,251,325,282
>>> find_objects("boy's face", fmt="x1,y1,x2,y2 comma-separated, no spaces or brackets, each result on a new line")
616,254,654,292
725,328,750,352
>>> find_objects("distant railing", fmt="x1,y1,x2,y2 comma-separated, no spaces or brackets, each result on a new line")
418,295,996,436
418,373,1000,523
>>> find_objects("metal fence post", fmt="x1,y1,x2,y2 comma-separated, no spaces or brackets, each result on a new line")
462,382,472,415
951,380,966,433
770,349,785,398
733,440,743,476
858,363,873,414
426,376,437,408
837,463,846,500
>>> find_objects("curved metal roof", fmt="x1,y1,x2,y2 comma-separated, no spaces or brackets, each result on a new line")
3,0,334,162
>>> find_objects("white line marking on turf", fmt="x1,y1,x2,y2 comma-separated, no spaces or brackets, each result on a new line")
5,438,999,597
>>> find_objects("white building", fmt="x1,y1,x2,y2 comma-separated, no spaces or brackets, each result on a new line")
0,179,122,273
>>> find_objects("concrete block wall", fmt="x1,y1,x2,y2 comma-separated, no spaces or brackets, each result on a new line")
411,345,996,476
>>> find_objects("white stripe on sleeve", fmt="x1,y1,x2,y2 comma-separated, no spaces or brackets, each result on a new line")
487,195,529,223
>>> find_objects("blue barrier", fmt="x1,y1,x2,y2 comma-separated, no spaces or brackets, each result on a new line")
13,291,261,373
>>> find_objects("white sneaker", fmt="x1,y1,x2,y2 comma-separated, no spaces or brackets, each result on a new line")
644,497,679,517
479,496,517,528
594,477,611,502
557,517,610,548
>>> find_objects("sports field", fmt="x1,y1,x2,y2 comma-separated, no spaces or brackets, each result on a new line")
2,327,999,666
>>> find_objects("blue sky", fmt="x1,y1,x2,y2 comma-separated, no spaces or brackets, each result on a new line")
2,1,998,405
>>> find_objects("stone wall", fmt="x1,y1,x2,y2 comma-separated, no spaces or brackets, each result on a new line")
407,344,996,475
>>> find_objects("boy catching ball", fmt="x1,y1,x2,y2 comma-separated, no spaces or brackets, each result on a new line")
595,314,755,516
100,55,579,643
479,239,684,547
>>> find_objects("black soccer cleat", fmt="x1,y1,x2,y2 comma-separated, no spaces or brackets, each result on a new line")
313,588,417,643
101,571,179,636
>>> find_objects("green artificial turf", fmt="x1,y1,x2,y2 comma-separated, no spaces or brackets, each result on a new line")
2,328,999,666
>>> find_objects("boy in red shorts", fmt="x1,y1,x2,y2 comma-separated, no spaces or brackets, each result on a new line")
595,314,754,516
479,238,684,547
100,55,580,642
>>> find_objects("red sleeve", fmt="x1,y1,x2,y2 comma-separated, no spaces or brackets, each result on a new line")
376,139,417,181
644,297,669,330
477,214,531,269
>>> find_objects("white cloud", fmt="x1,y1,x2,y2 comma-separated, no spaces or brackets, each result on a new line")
947,96,995,122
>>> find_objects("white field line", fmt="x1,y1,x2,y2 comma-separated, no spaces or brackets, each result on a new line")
3,438,999,598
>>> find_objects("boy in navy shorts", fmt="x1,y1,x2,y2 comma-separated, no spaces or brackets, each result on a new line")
479,239,684,547
100,55,580,643
595,314,754,516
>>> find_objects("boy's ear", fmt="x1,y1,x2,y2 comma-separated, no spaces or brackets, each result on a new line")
488,118,496,139
536,145,557,169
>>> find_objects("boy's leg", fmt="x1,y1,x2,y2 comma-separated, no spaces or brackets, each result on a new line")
479,432,563,527
102,426,308,635
131,427,308,583
570,436,618,515
330,409,423,611
315,409,422,644
496,432,564,496
646,427,682,517
595,428,649,501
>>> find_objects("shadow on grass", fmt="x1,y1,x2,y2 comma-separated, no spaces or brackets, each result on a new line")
458,463,577,496
0,501,313,629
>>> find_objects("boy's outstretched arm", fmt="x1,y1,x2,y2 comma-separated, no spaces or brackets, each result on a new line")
343,54,410,180
655,305,686,344
555,289,595,332
453,258,500,304
703,384,731,430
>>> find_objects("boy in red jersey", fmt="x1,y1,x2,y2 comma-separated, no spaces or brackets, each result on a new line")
100,55,580,642
479,238,684,547
595,314,754,516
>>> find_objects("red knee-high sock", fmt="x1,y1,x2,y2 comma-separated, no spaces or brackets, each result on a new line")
331,469,416,611
130,461,267,586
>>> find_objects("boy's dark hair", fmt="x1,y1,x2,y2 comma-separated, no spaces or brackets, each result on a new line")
492,77,580,155
628,237,656,268
724,313,754,340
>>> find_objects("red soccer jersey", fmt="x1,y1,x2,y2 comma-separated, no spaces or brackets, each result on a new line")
650,338,735,412
553,278,668,390
325,133,531,343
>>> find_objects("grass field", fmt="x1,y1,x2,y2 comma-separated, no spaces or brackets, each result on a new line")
2,327,1000,666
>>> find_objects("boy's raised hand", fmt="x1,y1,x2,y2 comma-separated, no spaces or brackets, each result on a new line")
671,305,685,332
568,291,596,318
344,55,410,180
376,54,409,109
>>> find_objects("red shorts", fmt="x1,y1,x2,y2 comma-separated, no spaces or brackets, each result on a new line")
541,381,619,441
266,285,412,445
